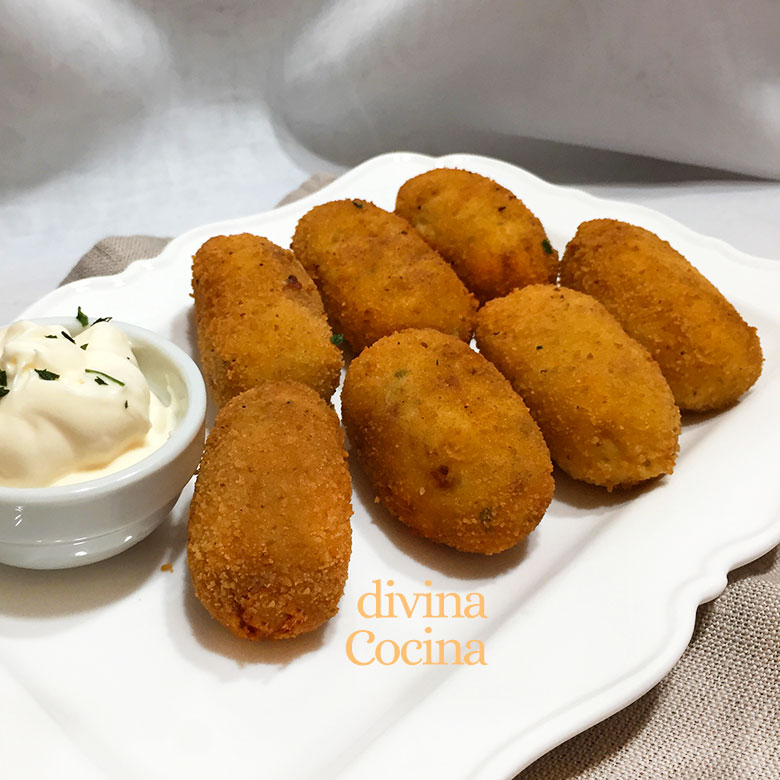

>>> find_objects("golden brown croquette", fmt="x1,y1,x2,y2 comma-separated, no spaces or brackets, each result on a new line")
395,168,558,302
341,328,554,554
187,382,352,640
560,219,762,412
476,285,681,490
192,233,343,407
291,199,477,352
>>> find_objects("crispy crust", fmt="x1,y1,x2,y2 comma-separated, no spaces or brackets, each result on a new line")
560,219,763,412
342,328,554,554
395,168,558,302
477,285,681,489
187,382,352,640
192,233,343,407
291,199,477,352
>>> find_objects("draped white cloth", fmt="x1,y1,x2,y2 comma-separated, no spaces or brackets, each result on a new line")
1,0,778,316
275,0,780,177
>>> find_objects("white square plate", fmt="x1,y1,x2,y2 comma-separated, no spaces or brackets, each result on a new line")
3,152,779,780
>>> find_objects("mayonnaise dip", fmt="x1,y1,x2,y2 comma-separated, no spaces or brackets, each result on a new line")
0,319,177,488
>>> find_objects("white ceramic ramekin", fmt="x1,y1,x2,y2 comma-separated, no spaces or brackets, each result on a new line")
0,319,206,569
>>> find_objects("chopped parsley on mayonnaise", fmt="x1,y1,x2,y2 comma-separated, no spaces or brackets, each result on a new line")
0,317,176,488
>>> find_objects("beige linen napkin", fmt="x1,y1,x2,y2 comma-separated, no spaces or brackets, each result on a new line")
61,176,780,779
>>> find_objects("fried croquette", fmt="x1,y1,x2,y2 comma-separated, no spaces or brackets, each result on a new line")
187,382,352,640
291,199,477,352
476,285,681,490
395,168,558,302
192,233,343,407
560,219,763,412
341,328,554,554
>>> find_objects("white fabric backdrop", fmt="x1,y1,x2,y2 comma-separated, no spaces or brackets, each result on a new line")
1,0,778,320
275,0,780,176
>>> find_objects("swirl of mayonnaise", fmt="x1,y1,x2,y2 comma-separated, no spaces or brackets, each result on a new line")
0,320,175,488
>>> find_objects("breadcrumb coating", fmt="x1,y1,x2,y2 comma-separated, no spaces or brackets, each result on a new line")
187,382,352,640
476,285,681,490
560,219,763,412
192,233,343,407
395,168,558,302
342,328,554,554
291,199,477,352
